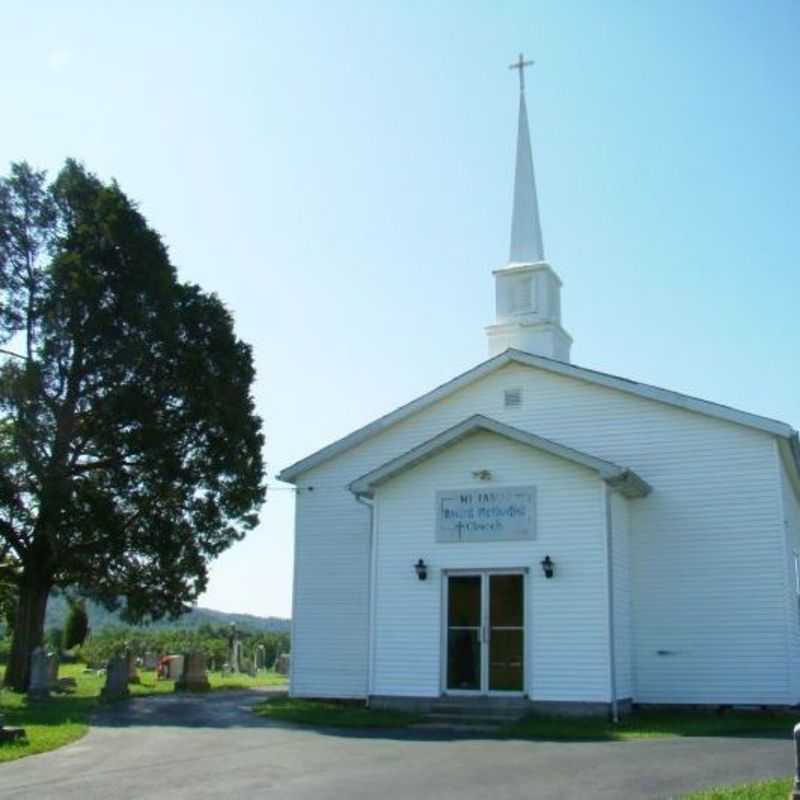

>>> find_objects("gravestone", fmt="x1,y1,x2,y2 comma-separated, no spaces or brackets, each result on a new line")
165,654,184,680
46,650,60,690
143,652,159,670
255,645,266,671
0,712,25,744
175,652,210,692
230,640,242,673
274,653,290,676
126,650,140,684
100,655,130,701
28,647,50,698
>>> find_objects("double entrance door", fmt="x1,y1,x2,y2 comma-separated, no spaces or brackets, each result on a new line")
445,571,525,694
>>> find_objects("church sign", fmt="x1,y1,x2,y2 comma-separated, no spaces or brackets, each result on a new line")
435,486,536,543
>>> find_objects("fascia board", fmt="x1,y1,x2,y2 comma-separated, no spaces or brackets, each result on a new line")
278,353,514,483
348,414,649,499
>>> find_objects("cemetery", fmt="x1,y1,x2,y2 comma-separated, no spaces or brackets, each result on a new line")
0,629,289,764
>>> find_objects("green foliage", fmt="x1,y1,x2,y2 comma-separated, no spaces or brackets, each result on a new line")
0,159,265,688
45,627,63,653
63,599,88,649
0,558,18,631
77,625,289,670
42,592,289,635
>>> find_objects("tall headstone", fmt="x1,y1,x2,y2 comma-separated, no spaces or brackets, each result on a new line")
46,650,60,690
100,655,130,701
126,650,140,684
175,652,210,692
28,647,50,698
230,640,242,673
143,652,159,670
255,645,266,671
274,653,290,676
165,654,185,680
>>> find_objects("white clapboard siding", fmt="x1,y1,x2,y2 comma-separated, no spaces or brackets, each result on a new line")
291,361,789,703
373,432,609,700
780,452,800,700
611,491,633,700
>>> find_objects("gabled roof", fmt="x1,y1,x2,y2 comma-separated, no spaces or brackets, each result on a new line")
348,415,651,499
278,348,799,484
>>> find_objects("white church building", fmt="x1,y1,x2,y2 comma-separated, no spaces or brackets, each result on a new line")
279,59,800,715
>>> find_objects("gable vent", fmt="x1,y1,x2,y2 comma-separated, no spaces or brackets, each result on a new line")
504,388,522,408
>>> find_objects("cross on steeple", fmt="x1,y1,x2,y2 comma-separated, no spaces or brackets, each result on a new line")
509,53,534,93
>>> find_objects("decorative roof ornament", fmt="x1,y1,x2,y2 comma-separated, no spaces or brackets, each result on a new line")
508,53,545,264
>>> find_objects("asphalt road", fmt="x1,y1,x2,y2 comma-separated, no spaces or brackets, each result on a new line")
0,689,792,800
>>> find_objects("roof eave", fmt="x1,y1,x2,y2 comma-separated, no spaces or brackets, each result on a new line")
604,468,652,499
347,414,649,500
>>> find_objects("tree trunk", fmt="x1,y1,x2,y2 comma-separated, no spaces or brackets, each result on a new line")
4,571,50,691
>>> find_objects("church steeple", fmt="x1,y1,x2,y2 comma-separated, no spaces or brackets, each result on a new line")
509,56,544,263
485,54,573,363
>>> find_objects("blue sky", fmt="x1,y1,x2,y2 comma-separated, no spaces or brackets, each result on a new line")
2,2,798,617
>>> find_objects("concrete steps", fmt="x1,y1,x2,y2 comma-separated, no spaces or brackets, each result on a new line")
421,697,530,728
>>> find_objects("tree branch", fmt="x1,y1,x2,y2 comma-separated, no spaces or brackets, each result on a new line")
0,347,26,361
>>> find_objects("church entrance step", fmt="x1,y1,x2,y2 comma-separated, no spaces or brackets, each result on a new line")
425,697,530,725
424,712,515,725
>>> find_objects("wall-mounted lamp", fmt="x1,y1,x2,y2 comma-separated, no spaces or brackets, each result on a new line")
414,559,428,581
472,469,492,481
540,555,555,579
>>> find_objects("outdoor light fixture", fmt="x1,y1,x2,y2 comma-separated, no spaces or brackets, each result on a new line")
540,555,555,579
472,469,492,481
414,559,428,581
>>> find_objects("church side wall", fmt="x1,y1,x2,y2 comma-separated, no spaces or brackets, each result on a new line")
372,433,609,701
290,480,371,698
610,492,633,701
290,362,789,704
779,448,800,702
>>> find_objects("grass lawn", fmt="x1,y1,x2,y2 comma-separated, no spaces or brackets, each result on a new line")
683,777,793,799
253,697,421,728
503,709,800,741
0,662,287,764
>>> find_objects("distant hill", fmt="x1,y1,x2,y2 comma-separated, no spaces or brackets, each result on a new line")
44,593,290,634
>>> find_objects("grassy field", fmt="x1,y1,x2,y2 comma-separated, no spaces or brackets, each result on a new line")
253,697,421,728
503,709,799,741
683,777,793,799
0,662,287,763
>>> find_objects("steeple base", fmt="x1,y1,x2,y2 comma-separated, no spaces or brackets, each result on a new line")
486,320,572,362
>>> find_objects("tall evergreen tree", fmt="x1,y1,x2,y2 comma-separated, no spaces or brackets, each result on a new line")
63,598,89,650
0,161,265,690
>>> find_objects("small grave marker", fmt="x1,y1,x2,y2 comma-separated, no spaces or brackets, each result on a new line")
28,647,50,699
100,655,130,702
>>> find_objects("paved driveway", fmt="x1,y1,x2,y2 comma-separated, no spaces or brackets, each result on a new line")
0,690,792,800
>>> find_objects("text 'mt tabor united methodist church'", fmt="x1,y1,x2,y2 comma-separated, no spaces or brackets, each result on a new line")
279,56,800,715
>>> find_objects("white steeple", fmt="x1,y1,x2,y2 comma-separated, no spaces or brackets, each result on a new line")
486,54,572,363
509,77,544,262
